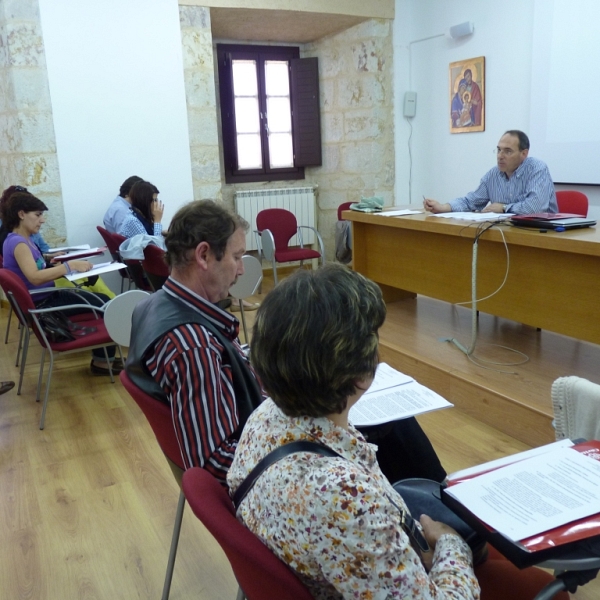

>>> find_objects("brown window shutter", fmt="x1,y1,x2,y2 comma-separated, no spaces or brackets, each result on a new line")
290,57,322,167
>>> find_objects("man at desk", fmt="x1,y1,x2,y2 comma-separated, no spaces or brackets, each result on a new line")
423,130,558,215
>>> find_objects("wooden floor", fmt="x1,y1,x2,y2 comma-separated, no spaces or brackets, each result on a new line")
0,275,597,599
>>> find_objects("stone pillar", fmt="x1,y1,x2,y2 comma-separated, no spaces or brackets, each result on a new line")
179,5,222,202
0,0,65,243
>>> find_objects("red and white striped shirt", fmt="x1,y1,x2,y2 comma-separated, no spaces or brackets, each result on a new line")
145,278,261,483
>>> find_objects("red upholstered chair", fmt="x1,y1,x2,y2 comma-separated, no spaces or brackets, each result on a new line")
0,268,117,429
120,371,185,600
255,208,324,285
182,466,314,600
556,191,589,217
337,201,353,221
141,244,170,291
97,226,151,292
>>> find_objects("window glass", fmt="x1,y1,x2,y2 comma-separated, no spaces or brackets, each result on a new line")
268,133,294,168
265,61,290,95
237,134,263,170
232,60,258,95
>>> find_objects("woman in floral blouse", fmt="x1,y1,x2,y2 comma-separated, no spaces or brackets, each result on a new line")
227,264,568,600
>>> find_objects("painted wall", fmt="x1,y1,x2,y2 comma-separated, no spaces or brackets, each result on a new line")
393,0,600,218
37,0,195,250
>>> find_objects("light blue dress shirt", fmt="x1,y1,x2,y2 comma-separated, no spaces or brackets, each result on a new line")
449,156,558,215
103,196,132,233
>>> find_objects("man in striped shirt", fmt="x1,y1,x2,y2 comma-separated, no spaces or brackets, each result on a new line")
424,130,557,215
126,200,263,483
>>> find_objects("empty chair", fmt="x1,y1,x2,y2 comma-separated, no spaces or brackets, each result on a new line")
182,466,314,600
228,255,263,343
255,208,324,286
555,191,588,217
141,244,170,291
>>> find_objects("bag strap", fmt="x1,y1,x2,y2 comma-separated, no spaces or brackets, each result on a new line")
232,440,340,510
232,438,431,554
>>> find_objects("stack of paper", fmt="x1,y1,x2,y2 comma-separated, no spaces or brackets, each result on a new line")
349,363,453,427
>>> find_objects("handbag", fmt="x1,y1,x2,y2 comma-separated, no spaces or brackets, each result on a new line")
232,440,431,555
36,312,97,343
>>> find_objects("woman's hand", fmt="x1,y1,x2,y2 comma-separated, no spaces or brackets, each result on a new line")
418,514,462,571
68,260,93,273
152,200,164,223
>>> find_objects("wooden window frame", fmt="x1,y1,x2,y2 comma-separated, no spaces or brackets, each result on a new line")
217,44,321,184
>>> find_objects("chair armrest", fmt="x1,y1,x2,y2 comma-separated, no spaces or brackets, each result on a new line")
259,229,276,262
297,226,325,261
28,286,109,307
30,303,105,319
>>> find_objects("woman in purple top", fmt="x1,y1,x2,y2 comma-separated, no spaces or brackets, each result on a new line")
2,192,121,374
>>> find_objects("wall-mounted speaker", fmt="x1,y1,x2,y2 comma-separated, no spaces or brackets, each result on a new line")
449,21,474,39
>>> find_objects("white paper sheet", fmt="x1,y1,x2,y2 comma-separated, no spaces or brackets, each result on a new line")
350,380,452,427
445,446,600,541
431,212,513,221
365,362,413,394
47,244,91,253
65,262,127,282
449,439,574,482
375,209,423,217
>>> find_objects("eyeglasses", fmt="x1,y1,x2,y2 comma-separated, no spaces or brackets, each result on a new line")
493,148,516,157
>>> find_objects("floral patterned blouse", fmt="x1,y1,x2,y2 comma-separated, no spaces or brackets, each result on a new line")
227,399,480,599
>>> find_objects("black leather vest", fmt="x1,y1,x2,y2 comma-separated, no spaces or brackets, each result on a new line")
125,289,263,433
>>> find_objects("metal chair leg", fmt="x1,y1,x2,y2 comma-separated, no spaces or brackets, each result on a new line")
4,305,13,343
39,350,54,429
162,489,185,600
17,329,30,395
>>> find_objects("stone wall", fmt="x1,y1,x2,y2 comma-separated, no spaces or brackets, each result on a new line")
215,18,395,262
0,0,65,244
304,19,395,261
179,4,222,202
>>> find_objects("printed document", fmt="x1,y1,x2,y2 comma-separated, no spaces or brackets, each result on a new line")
65,262,127,282
445,446,600,541
349,363,452,427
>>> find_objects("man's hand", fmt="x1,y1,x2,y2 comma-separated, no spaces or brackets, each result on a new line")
481,203,505,213
423,199,451,214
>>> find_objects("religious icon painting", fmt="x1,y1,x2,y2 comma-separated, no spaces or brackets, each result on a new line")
449,56,485,133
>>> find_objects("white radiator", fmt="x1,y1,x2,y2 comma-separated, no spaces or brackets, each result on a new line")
234,186,316,251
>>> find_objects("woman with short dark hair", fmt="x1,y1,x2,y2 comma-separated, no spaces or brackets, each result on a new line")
118,180,164,238
227,264,568,600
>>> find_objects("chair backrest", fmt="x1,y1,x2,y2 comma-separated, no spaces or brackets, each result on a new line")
103,290,151,346
141,244,170,291
0,268,36,327
556,191,589,217
256,209,298,251
97,225,122,259
182,467,314,600
337,202,353,221
551,376,600,441
228,255,263,300
120,370,184,470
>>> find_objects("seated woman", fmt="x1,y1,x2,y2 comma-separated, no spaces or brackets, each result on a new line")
117,180,164,238
2,192,121,375
227,264,568,600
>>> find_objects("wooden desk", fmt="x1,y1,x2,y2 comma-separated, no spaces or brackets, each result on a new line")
345,210,600,345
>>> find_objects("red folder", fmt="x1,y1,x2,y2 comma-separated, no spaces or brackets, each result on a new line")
443,440,600,566
51,247,107,262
